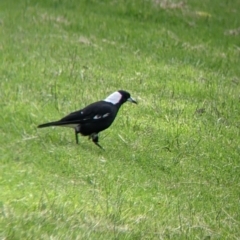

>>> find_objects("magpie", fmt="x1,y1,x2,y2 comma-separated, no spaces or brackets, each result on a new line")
37,90,137,149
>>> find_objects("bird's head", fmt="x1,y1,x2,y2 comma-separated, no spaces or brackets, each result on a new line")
104,90,137,105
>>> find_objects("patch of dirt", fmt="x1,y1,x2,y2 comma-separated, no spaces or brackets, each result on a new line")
153,0,186,9
224,27,240,36
78,36,91,45
40,13,70,25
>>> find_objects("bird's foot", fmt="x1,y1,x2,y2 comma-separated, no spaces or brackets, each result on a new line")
94,142,104,149
91,133,104,150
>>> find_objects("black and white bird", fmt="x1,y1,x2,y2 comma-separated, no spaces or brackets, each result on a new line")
37,90,137,149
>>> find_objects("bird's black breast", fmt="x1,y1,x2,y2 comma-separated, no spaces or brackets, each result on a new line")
60,101,119,136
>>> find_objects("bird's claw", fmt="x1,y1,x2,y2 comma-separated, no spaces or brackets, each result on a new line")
91,134,104,150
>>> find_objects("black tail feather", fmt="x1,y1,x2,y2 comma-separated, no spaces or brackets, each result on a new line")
37,121,60,128
37,120,80,128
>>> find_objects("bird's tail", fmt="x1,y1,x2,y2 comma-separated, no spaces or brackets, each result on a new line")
37,121,63,128
37,121,80,128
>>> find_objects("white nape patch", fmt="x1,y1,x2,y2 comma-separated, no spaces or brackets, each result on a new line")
104,92,122,105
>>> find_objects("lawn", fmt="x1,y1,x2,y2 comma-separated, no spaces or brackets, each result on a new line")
1,0,240,239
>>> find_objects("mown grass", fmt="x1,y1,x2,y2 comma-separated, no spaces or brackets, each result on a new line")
1,0,240,239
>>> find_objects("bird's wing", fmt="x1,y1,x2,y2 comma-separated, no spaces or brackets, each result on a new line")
58,101,115,125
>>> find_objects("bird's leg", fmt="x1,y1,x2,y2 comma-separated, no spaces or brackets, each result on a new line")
91,133,104,150
75,131,79,144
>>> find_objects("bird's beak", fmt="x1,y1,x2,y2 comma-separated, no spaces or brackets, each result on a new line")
127,97,137,104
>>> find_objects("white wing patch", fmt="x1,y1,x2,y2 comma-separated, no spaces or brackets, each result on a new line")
93,113,110,119
93,115,101,119
104,91,122,104
103,113,110,118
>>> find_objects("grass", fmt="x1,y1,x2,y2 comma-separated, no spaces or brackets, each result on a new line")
1,0,240,239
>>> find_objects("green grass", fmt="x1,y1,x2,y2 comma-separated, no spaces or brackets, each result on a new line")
1,0,240,239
